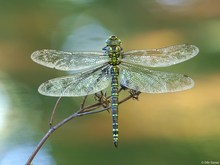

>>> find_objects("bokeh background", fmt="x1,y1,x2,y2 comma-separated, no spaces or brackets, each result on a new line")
0,0,220,164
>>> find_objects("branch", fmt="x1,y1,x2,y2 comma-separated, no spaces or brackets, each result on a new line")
25,90,141,165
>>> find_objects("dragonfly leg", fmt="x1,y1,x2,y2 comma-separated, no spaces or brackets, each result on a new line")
120,84,128,91
129,90,141,100
94,91,110,109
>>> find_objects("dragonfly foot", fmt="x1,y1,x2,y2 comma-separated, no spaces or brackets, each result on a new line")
94,92,110,108
129,90,141,100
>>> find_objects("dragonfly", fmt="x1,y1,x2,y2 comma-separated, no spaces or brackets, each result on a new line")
31,35,199,147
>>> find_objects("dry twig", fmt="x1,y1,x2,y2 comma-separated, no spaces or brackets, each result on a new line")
25,88,141,165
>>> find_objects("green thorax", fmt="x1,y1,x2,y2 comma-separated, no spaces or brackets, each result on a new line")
103,35,123,66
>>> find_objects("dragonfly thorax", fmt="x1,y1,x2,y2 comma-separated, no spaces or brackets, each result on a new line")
106,46,122,66
103,36,123,66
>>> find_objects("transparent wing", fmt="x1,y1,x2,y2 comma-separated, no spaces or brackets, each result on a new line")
122,44,199,67
31,49,109,71
120,63,194,93
38,65,111,97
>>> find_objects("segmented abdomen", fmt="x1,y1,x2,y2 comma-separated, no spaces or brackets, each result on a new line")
110,66,119,147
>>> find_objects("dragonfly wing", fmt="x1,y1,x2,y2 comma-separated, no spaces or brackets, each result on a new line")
31,50,109,71
38,65,111,97
120,63,194,93
122,44,199,67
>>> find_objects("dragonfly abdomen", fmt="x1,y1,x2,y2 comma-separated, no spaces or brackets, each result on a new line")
110,66,119,147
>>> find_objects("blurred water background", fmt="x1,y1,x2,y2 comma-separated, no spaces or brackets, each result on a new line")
0,0,220,164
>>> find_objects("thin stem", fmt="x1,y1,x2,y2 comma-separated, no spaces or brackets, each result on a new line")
25,129,54,165
80,95,88,110
82,102,102,112
49,96,62,127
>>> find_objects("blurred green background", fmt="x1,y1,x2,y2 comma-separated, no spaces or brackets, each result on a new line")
0,0,220,164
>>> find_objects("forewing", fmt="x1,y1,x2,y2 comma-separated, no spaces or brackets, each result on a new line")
120,63,194,93
31,50,109,71
38,65,111,97
122,44,199,67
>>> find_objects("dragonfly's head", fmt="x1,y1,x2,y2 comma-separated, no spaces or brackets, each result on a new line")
105,35,122,46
